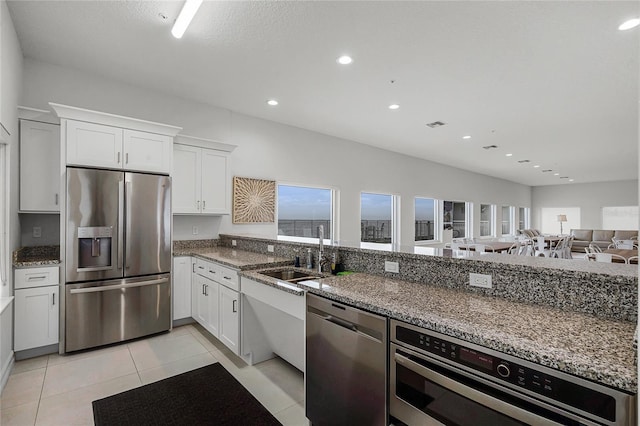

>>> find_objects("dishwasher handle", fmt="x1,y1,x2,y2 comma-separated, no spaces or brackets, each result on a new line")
308,305,383,343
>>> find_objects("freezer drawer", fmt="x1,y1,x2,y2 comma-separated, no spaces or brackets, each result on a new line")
65,274,171,352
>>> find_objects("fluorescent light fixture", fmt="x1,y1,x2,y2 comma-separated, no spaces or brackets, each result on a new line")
505,153,513,157
337,55,353,65
266,99,279,106
462,135,471,139
172,0,203,39
619,18,640,31
388,104,400,110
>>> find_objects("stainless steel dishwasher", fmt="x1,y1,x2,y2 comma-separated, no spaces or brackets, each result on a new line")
306,293,388,426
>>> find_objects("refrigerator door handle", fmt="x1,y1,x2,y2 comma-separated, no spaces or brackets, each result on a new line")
117,180,124,271
125,180,132,270
69,278,169,294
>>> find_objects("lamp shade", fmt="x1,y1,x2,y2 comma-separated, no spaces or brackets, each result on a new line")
557,214,567,222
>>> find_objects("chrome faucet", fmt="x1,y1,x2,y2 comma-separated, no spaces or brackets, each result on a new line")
317,225,326,273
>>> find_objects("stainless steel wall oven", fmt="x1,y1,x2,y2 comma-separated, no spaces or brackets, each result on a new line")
390,319,635,426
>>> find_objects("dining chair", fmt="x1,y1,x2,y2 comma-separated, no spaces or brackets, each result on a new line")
628,256,638,264
587,243,602,254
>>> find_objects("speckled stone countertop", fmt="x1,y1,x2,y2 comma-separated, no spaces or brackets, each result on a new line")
174,247,291,270
13,246,60,267
241,267,637,393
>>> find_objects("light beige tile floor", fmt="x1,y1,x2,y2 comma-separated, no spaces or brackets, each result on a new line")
0,324,306,426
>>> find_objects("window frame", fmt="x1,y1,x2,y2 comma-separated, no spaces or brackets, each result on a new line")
501,205,515,236
443,199,469,239
479,203,496,238
276,183,337,245
360,191,399,249
414,196,439,244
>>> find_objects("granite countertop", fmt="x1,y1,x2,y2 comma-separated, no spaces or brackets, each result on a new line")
241,267,637,393
174,246,291,270
13,246,61,267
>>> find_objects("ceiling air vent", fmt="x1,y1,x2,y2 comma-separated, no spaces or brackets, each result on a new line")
426,121,446,128
517,159,530,163
542,169,553,173
482,145,498,150
560,176,569,179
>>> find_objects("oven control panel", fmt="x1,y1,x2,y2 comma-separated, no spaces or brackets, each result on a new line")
395,325,617,423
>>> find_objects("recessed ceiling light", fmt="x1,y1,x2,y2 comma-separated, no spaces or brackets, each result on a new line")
266,99,278,106
388,104,400,110
619,18,640,30
337,55,353,65
533,165,540,168
462,135,471,140
505,153,513,157
554,173,560,176
569,179,575,182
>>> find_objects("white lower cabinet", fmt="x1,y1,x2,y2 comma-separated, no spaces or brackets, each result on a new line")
14,266,60,352
172,257,192,321
191,258,239,354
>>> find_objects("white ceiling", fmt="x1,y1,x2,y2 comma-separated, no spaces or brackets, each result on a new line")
7,0,639,186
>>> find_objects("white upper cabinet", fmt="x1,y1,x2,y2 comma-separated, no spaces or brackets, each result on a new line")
20,120,61,212
66,120,124,169
50,103,181,174
173,139,233,215
123,129,172,173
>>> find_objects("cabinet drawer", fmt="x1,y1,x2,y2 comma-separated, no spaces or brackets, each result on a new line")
195,258,218,282
217,264,239,291
15,266,59,289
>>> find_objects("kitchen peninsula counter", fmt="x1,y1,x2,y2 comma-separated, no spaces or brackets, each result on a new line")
173,246,291,270
241,267,637,394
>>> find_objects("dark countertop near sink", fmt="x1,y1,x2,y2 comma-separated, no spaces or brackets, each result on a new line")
241,268,637,394
13,246,61,267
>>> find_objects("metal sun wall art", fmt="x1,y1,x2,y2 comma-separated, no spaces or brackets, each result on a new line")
232,177,276,224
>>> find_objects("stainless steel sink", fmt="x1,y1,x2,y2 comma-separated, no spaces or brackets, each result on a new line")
258,269,320,283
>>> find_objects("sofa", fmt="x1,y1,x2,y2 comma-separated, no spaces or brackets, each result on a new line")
569,229,637,252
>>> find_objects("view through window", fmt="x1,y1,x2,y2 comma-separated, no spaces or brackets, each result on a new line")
480,204,494,237
277,185,332,241
361,193,392,243
518,207,530,231
415,197,436,242
444,200,466,238
602,206,639,230
502,206,513,235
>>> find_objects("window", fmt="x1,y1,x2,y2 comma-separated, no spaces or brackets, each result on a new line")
518,207,530,231
602,206,639,230
415,197,437,242
277,184,333,242
480,204,495,237
361,193,394,245
501,206,514,235
540,207,580,235
443,200,467,238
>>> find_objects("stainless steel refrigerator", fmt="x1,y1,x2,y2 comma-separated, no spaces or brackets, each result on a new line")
65,167,171,352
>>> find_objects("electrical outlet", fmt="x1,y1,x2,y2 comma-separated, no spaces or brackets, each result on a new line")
192,226,198,235
33,227,41,238
470,273,492,288
384,261,399,273
231,240,237,246
267,245,274,253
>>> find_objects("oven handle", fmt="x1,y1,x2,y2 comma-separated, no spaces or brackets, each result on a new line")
69,278,169,294
394,352,559,426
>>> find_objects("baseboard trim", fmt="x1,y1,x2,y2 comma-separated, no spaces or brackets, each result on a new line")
1,351,14,392
15,344,58,361
173,317,195,327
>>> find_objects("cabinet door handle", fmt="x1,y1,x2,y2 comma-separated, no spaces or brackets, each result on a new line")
117,152,121,163
223,276,231,280
52,293,55,306
55,193,59,205
197,200,201,211
204,284,208,296
126,152,129,164
192,263,196,273
27,275,47,281
208,269,215,274
202,283,206,295
232,299,237,313
203,200,206,209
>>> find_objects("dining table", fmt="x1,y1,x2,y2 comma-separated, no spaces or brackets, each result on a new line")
457,241,515,253
603,248,638,264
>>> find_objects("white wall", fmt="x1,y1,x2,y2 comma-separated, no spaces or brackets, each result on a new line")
531,180,638,230
21,58,531,245
1,0,24,297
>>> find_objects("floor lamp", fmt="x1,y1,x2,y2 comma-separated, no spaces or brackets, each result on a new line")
557,214,567,235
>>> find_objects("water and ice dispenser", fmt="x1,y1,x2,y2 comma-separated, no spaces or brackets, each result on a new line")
77,226,113,270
